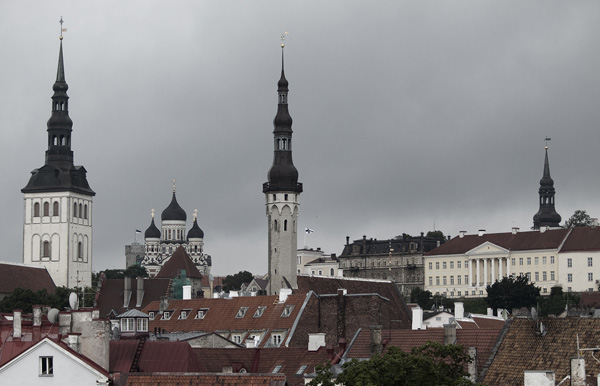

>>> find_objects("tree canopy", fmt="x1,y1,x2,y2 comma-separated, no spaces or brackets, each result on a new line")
426,230,447,242
308,342,479,386
564,209,594,228
485,275,539,312
0,286,95,313
222,271,254,292
124,264,149,278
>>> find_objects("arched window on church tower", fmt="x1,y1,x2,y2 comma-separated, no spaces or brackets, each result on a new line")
284,219,288,231
53,202,59,216
34,203,40,217
73,202,78,219
78,242,83,261
42,241,50,259
43,202,50,216
84,204,88,219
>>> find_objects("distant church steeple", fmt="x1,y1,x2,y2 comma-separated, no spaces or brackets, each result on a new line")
263,37,302,295
533,142,561,229
22,18,95,288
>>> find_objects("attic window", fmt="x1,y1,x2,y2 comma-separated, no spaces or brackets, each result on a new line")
179,310,191,320
162,311,171,320
281,305,294,317
195,309,209,319
236,307,249,318
272,365,282,373
148,312,155,319
121,318,135,332
39,356,53,376
254,306,266,318
296,365,308,375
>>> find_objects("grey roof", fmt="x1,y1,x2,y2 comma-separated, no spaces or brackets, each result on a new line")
117,309,150,318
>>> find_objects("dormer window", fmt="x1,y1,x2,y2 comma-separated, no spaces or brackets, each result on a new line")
162,311,171,320
254,306,266,318
137,318,148,332
281,305,294,317
236,307,249,318
148,312,155,319
179,310,191,320
121,318,135,332
195,309,209,319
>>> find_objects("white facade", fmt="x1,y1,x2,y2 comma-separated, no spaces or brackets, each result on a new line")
266,191,299,294
23,191,93,288
0,339,109,386
559,251,599,293
297,248,340,277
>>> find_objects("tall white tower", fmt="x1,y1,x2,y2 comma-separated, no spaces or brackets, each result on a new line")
22,27,95,288
263,43,302,295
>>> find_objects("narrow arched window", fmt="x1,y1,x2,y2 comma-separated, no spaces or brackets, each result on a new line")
84,204,88,219
43,202,50,216
53,202,59,216
79,203,82,217
34,203,40,217
284,219,288,231
73,202,78,218
330,268,334,276
274,220,278,231
42,241,50,258
78,242,83,260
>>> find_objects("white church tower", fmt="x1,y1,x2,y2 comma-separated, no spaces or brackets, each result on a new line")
22,25,95,288
262,42,302,295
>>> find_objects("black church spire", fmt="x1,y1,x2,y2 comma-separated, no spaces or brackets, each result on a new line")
263,44,302,194
533,145,561,229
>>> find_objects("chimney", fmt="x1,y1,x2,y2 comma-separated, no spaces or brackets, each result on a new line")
337,288,347,296
571,357,586,386
487,308,493,316
159,296,169,312
136,277,144,307
369,325,382,356
33,305,42,327
183,285,192,300
478,229,486,236
123,276,132,308
454,302,464,319
459,231,466,238
593,218,599,228
67,333,81,353
229,290,239,298
468,347,478,383
278,288,292,303
222,366,233,373
443,324,457,345
245,338,255,348
412,306,424,330
540,226,548,233
308,333,326,351
346,236,349,246
512,227,519,234
13,310,22,339
58,311,72,336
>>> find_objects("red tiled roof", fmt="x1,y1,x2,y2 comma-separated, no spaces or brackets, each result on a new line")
156,246,203,279
0,315,60,366
111,341,205,374
96,278,171,319
345,328,503,373
0,262,56,294
143,294,309,338
425,229,570,256
122,373,286,386
560,226,600,252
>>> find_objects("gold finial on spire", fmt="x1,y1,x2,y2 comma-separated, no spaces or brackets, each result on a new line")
280,31,289,47
151,209,155,218
172,179,176,193
193,209,198,220
544,137,551,149
59,17,67,40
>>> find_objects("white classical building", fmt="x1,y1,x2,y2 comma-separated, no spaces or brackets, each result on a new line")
297,247,341,277
22,38,95,288
425,226,600,297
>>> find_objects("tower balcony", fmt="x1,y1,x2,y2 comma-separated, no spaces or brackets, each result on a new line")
263,182,303,193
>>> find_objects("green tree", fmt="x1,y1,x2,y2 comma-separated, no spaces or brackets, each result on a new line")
124,264,149,278
308,342,479,386
564,209,594,228
101,269,125,279
222,271,254,292
485,275,539,312
426,230,447,242
410,287,433,309
0,286,95,313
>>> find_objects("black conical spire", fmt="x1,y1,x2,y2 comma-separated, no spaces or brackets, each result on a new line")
263,44,302,194
533,145,561,229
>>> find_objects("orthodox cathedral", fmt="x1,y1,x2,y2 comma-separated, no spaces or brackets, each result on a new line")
140,186,211,278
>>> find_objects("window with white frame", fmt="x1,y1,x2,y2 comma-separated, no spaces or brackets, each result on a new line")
281,305,294,317
436,262,439,269
137,318,148,332
457,276,461,285
589,273,594,282
179,310,190,319
254,306,266,318
567,258,572,268
465,261,469,268
551,271,555,281
457,261,461,269
519,258,523,266
428,277,432,286
429,262,432,270
195,309,209,319
465,275,468,284
271,333,283,346
436,276,440,286
443,262,447,269
589,257,593,267
121,318,135,332
568,274,573,282
148,312,155,319
236,307,249,318
450,261,454,269
550,256,555,264
162,311,171,320
512,258,516,266
542,256,547,265
231,334,242,344
40,356,53,376
527,257,531,265
535,257,539,265
543,271,547,281
535,272,539,281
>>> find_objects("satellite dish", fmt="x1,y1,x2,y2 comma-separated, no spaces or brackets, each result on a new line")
47,308,60,324
69,292,79,310
531,307,538,322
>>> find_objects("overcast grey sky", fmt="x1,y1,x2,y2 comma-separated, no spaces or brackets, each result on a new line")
1,1,599,276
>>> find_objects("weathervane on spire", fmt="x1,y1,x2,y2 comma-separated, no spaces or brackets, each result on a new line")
59,17,67,40
151,208,155,218
172,179,176,193
545,137,551,149
193,209,198,220
280,31,289,48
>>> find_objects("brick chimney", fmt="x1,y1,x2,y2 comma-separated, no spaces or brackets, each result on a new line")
13,310,22,339
33,305,42,327
136,277,144,307
369,325,382,356
443,324,457,345
123,276,132,308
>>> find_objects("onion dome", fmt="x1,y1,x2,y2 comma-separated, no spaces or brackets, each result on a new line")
187,217,204,239
144,217,160,239
161,192,187,221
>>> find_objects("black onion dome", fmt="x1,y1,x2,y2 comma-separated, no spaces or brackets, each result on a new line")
144,218,161,238
187,218,204,239
161,193,187,221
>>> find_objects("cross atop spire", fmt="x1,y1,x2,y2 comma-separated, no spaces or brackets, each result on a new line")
172,179,176,193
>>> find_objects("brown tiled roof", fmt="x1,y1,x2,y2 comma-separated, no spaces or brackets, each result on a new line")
0,262,56,294
560,226,600,252
122,373,286,386
96,278,171,319
143,294,309,339
156,246,203,279
483,318,600,386
425,229,570,256
345,328,503,374
579,292,600,308
111,341,205,374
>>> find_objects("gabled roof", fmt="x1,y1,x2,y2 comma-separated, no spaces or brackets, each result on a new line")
142,294,310,338
96,277,171,319
559,226,600,252
156,246,203,279
117,309,149,318
0,261,56,294
0,315,60,367
121,373,287,386
483,318,600,386
425,229,570,256
110,340,205,373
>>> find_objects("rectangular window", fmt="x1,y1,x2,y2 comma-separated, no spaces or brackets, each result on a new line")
232,335,242,344
162,311,171,320
568,258,572,268
121,318,135,332
465,275,468,284
450,276,454,285
196,309,208,319
40,356,53,376
543,256,547,265
457,261,461,269
179,310,188,319
148,312,155,319
443,276,447,285
535,257,539,265
297,365,309,375
543,271,547,281
457,276,462,285
254,306,267,317
450,261,454,269
436,262,440,269
526,272,531,281
551,256,555,264
589,257,593,267
272,334,282,346
428,277,433,286
568,274,573,282
236,307,249,318
429,262,432,270
589,273,594,282
443,262,447,269
465,261,469,268
527,257,531,265
457,291,461,296
472,290,476,296
281,305,295,317
543,287,547,293
568,287,572,292
512,258,516,266
519,258,523,266
137,318,148,332
436,276,440,286
535,272,539,281
551,271,555,281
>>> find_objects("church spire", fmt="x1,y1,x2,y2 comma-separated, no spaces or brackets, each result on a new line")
263,40,302,194
533,142,561,229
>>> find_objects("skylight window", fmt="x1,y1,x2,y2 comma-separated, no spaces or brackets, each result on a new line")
272,365,282,373
254,306,266,318
236,307,249,318
296,365,308,375
281,305,294,317
195,308,209,319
